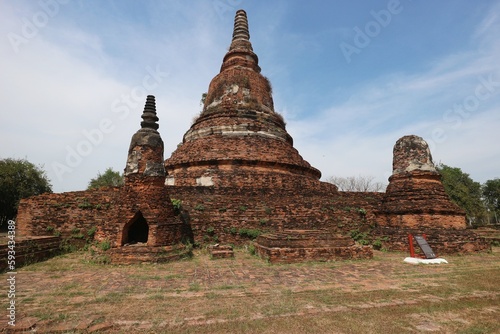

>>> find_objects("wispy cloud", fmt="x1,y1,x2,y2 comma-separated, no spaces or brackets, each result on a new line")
1,1,499,193
286,2,500,184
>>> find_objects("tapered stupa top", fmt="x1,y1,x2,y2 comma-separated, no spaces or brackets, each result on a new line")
165,8,324,188
392,135,437,175
222,9,259,72
125,95,164,178
140,95,159,130
231,9,250,45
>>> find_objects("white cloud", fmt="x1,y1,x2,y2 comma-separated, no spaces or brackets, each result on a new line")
0,1,235,192
1,0,499,194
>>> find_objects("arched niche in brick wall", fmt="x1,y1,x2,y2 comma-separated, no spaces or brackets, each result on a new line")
122,211,149,246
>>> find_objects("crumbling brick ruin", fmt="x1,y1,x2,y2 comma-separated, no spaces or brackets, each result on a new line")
15,10,489,264
17,96,190,264
372,135,489,254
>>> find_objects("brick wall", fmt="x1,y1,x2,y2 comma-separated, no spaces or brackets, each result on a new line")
16,187,120,239
371,227,491,254
169,185,383,245
16,184,184,248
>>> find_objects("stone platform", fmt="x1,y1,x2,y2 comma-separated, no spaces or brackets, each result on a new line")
0,235,61,271
254,229,373,263
473,226,500,245
102,244,192,265
371,227,491,255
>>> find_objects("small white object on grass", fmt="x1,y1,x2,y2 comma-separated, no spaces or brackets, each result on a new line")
404,257,448,264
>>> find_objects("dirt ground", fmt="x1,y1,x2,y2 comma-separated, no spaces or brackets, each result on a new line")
2,247,499,333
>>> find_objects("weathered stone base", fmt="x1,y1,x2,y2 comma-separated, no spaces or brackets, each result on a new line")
100,244,192,265
473,226,500,245
209,244,234,259
254,229,373,263
0,236,61,271
371,227,491,255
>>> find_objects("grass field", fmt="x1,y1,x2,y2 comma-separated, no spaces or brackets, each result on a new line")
3,246,500,333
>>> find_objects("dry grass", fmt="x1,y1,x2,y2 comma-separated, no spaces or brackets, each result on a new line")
4,247,500,333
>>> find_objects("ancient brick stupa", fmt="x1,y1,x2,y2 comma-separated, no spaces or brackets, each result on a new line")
14,10,489,268
165,10,326,191
374,135,488,253
165,9,371,263
377,135,466,229
17,96,189,264
120,95,184,247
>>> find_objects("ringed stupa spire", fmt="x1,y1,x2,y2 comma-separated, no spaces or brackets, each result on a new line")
221,9,260,73
164,10,328,190
231,9,250,45
140,95,159,130
125,95,165,179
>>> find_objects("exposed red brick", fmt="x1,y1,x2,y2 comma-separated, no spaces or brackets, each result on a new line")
255,230,373,263
165,9,324,189
15,12,489,264
17,96,183,252
376,135,466,230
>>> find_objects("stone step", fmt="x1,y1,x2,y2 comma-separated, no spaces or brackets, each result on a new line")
208,244,235,259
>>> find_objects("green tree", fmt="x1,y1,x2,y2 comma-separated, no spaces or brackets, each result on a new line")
436,163,486,226
87,168,124,190
483,178,500,224
0,158,52,228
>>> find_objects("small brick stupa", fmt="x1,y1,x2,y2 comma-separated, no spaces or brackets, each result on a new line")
378,135,465,229
165,10,326,191
374,135,488,254
119,95,184,247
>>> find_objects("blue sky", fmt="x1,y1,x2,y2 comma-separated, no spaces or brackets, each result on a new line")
1,0,499,193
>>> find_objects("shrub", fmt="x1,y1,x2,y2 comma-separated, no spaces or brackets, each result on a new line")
239,228,262,240
372,238,383,250
87,227,97,239
98,239,111,251
77,199,93,209
248,244,256,255
350,230,370,245
171,198,182,214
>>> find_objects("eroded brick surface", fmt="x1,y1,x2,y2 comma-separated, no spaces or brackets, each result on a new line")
15,12,488,263
17,96,183,253
165,10,322,189
254,229,373,263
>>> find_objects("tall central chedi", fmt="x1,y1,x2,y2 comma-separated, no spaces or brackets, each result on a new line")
165,10,327,190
